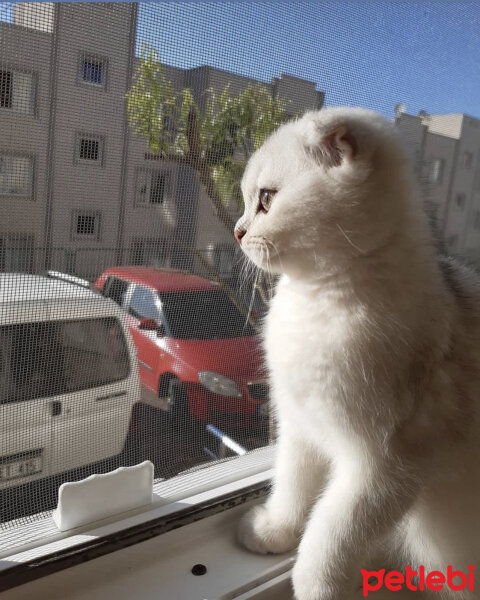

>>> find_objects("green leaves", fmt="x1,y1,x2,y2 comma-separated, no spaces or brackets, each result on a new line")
126,44,291,213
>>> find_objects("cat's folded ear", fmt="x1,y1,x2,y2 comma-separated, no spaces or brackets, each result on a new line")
300,119,357,168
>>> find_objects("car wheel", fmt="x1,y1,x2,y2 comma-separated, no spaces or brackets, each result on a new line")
166,378,191,428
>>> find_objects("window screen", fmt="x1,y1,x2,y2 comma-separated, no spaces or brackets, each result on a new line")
0,0,478,551
0,318,129,403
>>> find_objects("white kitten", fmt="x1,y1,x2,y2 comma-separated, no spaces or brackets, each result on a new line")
235,107,480,600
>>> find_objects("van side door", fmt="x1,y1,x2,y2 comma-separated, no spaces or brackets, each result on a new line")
48,313,134,475
0,314,53,490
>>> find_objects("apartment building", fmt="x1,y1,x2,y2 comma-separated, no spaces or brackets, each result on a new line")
0,2,324,280
395,109,480,264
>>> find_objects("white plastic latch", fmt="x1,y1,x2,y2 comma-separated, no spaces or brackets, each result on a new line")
52,461,154,531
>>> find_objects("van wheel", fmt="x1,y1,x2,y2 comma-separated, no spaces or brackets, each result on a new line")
166,378,190,427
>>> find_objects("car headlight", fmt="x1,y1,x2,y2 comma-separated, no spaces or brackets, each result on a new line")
198,371,242,398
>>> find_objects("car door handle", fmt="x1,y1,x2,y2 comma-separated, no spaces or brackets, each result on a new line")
51,401,62,417
96,391,127,402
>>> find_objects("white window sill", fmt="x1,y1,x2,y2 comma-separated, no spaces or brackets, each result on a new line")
0,447,275,589
4,494,294,600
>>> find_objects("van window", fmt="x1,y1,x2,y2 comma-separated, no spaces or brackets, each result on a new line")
0,317,129,404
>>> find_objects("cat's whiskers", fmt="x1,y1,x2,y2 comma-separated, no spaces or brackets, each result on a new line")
243,266,260,333
336,223,367,255
264,238,285,273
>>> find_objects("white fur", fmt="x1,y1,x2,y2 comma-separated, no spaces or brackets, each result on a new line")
236,107,480,599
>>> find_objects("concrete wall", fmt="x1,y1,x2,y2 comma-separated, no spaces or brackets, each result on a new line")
396,111,480,259
0,20,52,271
47,3,137,278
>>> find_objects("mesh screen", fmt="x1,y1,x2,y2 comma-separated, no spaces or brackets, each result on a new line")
0,1,478,544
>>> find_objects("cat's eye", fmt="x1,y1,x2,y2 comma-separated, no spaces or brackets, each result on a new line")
258,189,277,213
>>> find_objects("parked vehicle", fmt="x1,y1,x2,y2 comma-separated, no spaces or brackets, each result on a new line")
94,267,269,426
0,273,140,496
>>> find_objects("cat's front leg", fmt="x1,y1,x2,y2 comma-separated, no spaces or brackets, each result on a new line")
292,456,418,600
238,426,328,555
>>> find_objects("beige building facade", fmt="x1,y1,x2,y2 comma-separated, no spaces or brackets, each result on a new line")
0,2,324,280
396,110,480,264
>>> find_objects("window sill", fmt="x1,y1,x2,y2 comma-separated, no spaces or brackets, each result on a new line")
3,488,294,600
0,446,274,592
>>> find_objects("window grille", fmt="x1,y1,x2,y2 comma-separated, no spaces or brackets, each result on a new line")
73,211,101,239
81,57,105,86
76,135,103,163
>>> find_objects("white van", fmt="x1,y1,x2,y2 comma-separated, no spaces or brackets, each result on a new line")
0,273,140,492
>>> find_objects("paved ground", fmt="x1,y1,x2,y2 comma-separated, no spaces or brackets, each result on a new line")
124,398,270,479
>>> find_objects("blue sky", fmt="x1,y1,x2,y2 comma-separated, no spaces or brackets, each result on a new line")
2,2,479,120
136,1,480,119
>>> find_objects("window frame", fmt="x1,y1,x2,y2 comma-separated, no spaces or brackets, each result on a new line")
74,133,105,166
0,66,36,117
0,447,274,593
0,152,35,200
102,276,131,308
77,52,108,89
71,210,102,241
127,284,162,322
134,167,171,207
0,233,35,273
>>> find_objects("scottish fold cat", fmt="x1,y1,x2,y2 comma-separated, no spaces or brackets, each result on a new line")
235,107,480,600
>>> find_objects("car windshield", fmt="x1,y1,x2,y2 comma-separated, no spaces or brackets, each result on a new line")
159,290,256,340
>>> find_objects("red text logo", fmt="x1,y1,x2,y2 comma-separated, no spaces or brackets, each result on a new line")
361,565,475,596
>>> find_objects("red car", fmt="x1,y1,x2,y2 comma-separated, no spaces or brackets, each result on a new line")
94,267,268,426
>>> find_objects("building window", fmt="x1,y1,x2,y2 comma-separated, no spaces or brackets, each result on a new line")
463,151,474,169
79,54,107,87
0,71,12,108
0,154,33,199
454,193,466,211
75,134,104,164
0,234,34,272
72,211,101,240
135,169,170,205
129,238,168,267
427,158,444,184
0,69,34,115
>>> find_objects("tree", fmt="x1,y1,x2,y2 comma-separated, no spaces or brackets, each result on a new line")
126,45,291,234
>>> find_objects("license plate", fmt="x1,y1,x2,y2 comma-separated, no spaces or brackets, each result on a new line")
0,456,43,482
258,402,270,418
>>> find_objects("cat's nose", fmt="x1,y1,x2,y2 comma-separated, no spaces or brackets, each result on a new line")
234,229,246,244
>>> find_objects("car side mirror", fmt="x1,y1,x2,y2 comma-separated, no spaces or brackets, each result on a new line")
138,318,165,337
139,318,158,331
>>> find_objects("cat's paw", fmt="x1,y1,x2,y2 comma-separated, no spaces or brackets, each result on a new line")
292,559,340,600
237,504,299,555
